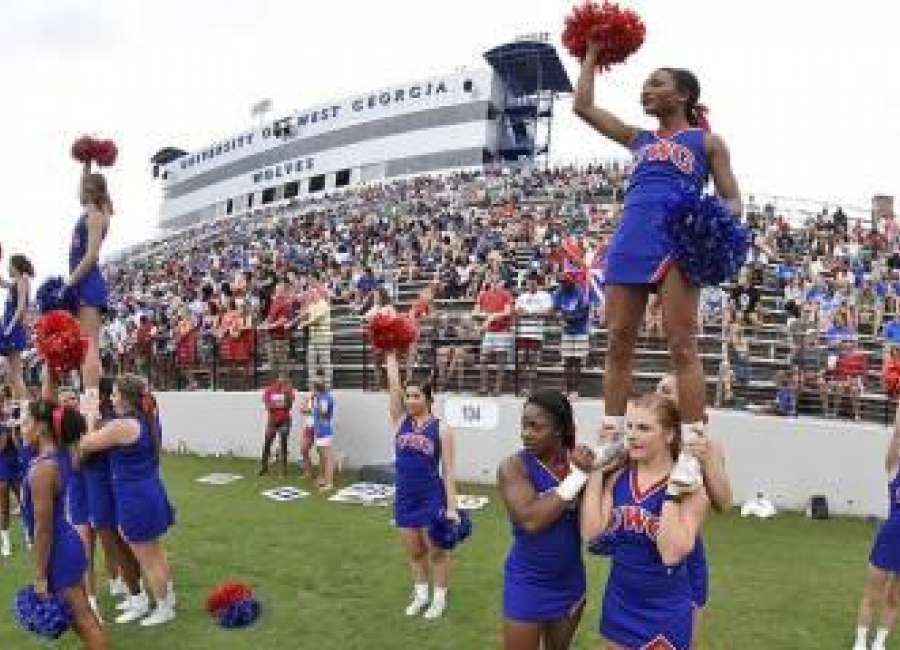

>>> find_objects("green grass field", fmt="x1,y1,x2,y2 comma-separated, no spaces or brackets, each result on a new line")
0,454,881,649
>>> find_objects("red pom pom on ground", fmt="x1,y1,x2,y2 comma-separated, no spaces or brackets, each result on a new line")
206,581,254,615
562,1,646,72
366,309,418,352
34,311,88,374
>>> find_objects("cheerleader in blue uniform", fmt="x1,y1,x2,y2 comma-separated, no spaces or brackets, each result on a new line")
498,389,596,650
385,350,459,620
1,255,34,415
20,397,106,648
67,163,112,423
0,388,21,557
574,39,742,492
655,374,732,648
851,398,900,650
582,393,709,650
77,374,175,627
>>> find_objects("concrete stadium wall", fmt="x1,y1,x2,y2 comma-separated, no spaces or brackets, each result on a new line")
156,390,893,518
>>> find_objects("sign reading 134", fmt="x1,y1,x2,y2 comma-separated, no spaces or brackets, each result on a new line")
444,397,499,431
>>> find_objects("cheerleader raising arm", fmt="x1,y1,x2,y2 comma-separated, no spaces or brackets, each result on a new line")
386,351,404,425
572,40,638,148
67,207,108,288
657,489,709,566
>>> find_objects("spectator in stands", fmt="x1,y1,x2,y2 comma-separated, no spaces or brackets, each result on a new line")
259,371,294,476
883,314,900,346
827,338,866,420
748,370,797,416
825,309,856,348
698,286,726,331
730,267,763,326
782,276,804,322
553,271,591,399
294,287,332,389
134,315,156,380
434,311,471,394
882,344,900,396
727,320,751,386
354,266,380,313
714,353,735,408
514,272,552,395
474,271,513,396
406,285,435,384
260,279,295,376
310,370,336,491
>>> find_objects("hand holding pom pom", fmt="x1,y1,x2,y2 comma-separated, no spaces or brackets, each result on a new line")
13,586,73,639
34,311,88,375
427,509,473,550
70,135,118,168
562,1,646,72
366,309,418,353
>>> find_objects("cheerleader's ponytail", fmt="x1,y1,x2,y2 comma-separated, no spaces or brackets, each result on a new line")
660,68,711,132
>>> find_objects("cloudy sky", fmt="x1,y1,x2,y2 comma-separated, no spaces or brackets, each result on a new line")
2,0,898,279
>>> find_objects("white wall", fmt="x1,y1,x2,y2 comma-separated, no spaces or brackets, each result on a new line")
156,390,893,518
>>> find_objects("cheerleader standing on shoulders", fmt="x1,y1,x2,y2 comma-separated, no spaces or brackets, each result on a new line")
656,373,732,648
67,161,112,421
386,350,459,620
20,395,106,648
582,393,709,650
498,389,595,650
851,397,900,650
1,254,34,418
574,39,741,491
76,374,176,626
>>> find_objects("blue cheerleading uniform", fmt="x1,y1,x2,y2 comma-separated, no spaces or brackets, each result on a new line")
503,451,586,622
83,449,117,529
686,537,709,608
394,415,445,529
110,415,174,542
869,468,900,572
606,129,710,285
599,465,693,650
1,282,28,355
21,451,87,593
62,451,89,527
0,424,19,481
69,213,108,311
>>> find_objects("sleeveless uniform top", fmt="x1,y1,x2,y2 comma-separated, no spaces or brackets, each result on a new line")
395,415,441,491
69,213,109,310
625,129,710,208
503,450,585,621
110,415,159,483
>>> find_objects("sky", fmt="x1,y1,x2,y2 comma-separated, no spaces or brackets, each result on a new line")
1,0,899,280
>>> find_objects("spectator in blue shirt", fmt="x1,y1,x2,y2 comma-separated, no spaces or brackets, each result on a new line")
883,317,900,345
552,271,591,398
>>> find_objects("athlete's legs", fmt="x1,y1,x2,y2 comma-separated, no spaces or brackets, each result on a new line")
544,598,586,650
62,583,107,650
659,270,703,423
603,285,650,418
78,306,103,418
857,564,890,629
503,620,542,650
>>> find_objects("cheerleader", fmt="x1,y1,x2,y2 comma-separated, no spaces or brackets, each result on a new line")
574,40,741,490
850,397,900,650
582,393,709,650
498,389,595,649
76,374,176,627
386,350,459,619
67,161,112,422
656,373,732,647
1,254,34,414
20,398,106,648
0,387,21,557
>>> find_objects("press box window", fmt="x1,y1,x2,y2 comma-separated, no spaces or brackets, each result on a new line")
226,198,233,215
283,181,299,199
309,174,326,193
335,169,351,188
261,187,276,204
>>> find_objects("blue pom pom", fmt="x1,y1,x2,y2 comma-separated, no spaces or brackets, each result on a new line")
36,277,78,315
12,586,72,639
427,509,472,551
218,597,261,629
663,186,750,287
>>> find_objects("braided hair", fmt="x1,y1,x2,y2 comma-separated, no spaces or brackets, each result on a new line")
525,389,576,450
659,67,710,131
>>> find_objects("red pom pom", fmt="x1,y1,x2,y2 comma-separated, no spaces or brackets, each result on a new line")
366,309,419,352
562,1,646,72
71,136,96,165
93,139,118,167
206,581,254,615
34,311,88,374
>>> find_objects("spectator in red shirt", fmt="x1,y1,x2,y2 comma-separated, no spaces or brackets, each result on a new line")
405,284,435,383
473,271,513,395
134,315,157,378
260,280,295,376
259,371,295,476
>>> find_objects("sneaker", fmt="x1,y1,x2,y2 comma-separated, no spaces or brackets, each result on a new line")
115,594,150,624
404,595,429,617
852,642,868,650
89,596,104,624
139,604,176,627
1,542,10,558
669,451,703,493
422,599,446,620
109,577,127,597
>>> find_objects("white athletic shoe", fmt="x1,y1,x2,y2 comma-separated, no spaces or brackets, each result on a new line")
115,594,150,624
852,642,869,650
0,542,10,558
422,600,446,620
139,604,176,627
404,595,429,617
109,577,127,597
669,451,703,494
89,596,104,624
